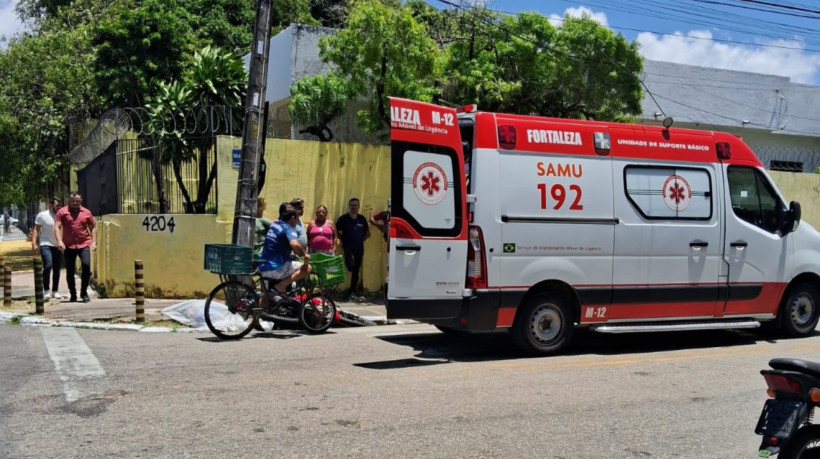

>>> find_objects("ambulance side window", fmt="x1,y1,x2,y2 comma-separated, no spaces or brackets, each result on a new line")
624,166,712,220
727,166,782,233
391,140,463,237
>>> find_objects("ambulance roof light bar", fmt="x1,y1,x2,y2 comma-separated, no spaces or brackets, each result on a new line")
456,104,478,113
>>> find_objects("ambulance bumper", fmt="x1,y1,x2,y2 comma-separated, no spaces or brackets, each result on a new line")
388,289,511,331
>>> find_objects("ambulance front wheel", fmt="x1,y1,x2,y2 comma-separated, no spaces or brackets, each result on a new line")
512,293,574,355
780,281,820,337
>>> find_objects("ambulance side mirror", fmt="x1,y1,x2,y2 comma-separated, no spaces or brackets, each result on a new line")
782,201,801,235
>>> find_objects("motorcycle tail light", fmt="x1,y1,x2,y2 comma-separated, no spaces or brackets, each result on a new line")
763,373,802,395
811,388,820,403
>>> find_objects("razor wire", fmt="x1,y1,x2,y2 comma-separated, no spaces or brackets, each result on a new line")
751,144,820,174
69,105,245,168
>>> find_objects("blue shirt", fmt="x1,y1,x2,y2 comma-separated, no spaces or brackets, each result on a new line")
335,214,369,253
259,219,299,272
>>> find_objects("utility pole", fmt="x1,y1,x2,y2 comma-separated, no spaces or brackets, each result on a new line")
232,0,275,245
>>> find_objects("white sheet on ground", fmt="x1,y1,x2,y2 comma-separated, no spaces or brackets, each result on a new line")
161,299,273,331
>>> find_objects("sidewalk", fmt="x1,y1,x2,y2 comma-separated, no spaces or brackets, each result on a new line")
1,268,392,331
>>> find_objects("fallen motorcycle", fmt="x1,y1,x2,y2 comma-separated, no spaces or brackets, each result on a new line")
755,358,820,458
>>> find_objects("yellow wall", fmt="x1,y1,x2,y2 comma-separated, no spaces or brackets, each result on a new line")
96,214,230,298
216,137,390,295
770,171,820,229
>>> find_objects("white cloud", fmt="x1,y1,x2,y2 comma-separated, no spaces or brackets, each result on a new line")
637,30,820,84
549,6,609,28
0,0,26,46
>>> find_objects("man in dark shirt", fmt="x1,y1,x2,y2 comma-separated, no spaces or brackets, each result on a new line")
336,198,370,301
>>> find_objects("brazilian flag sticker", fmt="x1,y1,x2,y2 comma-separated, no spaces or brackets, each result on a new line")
503,243,516,254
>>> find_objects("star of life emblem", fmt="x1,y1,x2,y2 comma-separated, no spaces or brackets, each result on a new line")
412,162,448,205
662,175,692,212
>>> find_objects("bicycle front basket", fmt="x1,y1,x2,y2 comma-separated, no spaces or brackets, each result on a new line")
204,244,254,274
309,253,346,286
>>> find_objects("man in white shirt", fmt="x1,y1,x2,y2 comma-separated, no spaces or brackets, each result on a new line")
31,197,64,299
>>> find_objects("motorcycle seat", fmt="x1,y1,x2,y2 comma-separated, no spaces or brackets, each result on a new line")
769,358,820,380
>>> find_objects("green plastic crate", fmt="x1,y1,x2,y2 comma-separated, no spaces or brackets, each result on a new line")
309,253,346,286
204,244,253,274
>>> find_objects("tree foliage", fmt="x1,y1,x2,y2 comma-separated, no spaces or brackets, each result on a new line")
92,0,195,108
0,22,101,206
146,46,246,213
290,1,644,140
290,0,441,137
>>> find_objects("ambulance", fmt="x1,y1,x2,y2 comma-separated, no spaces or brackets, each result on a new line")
386,97,820,355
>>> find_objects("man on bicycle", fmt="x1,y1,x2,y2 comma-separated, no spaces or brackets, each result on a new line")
259,203,311,305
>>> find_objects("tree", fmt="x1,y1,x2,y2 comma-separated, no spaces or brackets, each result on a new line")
146,46,246,213
0,21,102,207
309,0,350,28
289,74,350,141
291,3,643,138
92,0,195,108
182,0,256,56
443,11,643,120
290,0,441,137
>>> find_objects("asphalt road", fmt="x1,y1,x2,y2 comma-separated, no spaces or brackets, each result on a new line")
0,322,817,458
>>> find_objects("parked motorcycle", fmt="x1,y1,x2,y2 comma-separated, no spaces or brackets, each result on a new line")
756,358,820,458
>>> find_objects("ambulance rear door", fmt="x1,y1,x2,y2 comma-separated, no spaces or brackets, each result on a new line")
387,98,469,320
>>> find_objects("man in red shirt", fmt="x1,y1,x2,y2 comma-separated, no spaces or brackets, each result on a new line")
54,192,97,302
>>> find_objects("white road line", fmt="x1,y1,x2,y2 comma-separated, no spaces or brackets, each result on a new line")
41,328,107,403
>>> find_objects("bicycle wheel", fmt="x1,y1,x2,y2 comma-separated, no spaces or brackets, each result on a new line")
204,280,259,340
298,292,336,334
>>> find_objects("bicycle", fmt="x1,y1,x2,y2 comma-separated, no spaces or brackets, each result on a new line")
202,244,345,340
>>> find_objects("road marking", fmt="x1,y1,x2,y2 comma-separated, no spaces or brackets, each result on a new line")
42,328,107,403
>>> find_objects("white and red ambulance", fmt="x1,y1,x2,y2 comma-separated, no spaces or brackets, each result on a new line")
387,97,820,355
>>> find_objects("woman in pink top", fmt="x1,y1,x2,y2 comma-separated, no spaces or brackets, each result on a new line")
306,205,337,255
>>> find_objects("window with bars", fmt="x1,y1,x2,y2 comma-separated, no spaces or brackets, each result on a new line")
770,160,803,172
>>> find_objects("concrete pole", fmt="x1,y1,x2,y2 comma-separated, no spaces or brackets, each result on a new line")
135,260,144,323
3,266,10,308
232,0,275,247
33,257,44,314
0,254,4,302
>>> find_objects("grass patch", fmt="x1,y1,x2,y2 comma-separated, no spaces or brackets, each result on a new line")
5,315,22,325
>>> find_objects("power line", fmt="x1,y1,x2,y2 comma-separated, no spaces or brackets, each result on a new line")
544,0,820,54
698,0,820,16
432,0,820,135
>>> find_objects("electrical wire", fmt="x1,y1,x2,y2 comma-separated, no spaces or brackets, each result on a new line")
432,0,820,136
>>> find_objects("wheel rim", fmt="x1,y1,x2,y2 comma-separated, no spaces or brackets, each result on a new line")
528,304,562,344
301,296,334,332
205,282,257,339
789,291,815,330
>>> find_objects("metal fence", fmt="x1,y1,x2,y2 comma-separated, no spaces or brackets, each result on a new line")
115,138,218,214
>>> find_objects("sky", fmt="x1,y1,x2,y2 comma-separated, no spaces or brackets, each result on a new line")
470,0,820,86
0,0,23,43
2,0,820,85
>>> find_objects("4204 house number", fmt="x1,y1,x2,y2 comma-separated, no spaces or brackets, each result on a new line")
142,215,176,233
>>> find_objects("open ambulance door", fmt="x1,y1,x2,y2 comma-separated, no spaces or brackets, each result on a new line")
387,98,469,320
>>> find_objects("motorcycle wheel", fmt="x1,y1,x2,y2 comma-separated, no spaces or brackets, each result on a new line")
780,425,820,459
298,293,336,334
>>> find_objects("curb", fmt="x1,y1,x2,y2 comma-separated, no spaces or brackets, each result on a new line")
1,312,202,333
1,312,404,332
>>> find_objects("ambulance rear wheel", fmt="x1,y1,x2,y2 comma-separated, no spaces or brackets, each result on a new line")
780,281,820,337
512,293,574,355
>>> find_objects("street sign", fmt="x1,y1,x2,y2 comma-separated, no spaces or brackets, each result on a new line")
232,149,241,169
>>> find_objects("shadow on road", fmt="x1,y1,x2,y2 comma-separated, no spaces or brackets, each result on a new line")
364,327,817,366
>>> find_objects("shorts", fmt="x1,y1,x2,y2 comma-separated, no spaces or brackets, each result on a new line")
260,261,303,280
